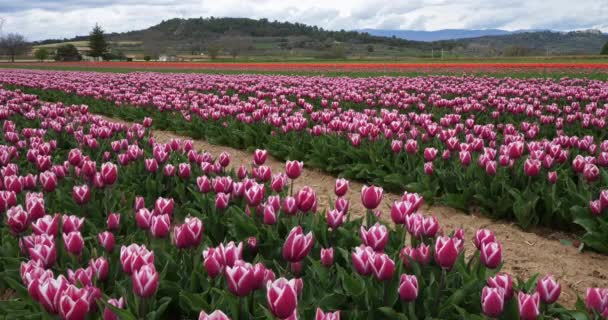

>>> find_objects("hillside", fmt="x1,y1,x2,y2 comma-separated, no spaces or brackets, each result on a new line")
33,18,608,59
360,28,515,42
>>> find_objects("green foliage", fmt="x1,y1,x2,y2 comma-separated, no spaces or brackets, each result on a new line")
89,24,109,58
54,44,82,61
601,41,608,55
207,45,221,59
33,48,49,61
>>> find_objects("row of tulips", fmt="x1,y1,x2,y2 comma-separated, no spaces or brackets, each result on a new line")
0,83,606,319
1,70,607,252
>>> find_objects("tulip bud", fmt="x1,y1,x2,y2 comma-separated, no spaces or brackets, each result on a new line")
266,278,299,319
434,236,460,270
370,253,395,281
320,248,334,267
58,286,90,320
63,231,84,256
334,197,349,214
480,241,502,269
225,263,256,297
285,160,303,179
263,204,278,225
173,216,204,249
547,171,557,184
203,247,225,278
473,229,496,249
537,275,561,304
361,185,383,210
6,205,29,234
103,297,126,320
334,178,349,197
72,185,91,205
31,214,59,236
150,214,171,238
398,274,419,302
517,292,540,320
199,310,231,320
295,186,317,213
326,209,346,230
132,264,159,298
218,152,230,168
101,162,118,185
154,197,174,216
253,149,267,165
585,288,607,314
282,226,314,263
106,213,120,231
98,231,115,252
524,158,541,177
90,257,109,281
481,286,505,318
315,308,340,320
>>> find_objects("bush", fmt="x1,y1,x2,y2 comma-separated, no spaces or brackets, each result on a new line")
54,44,82,61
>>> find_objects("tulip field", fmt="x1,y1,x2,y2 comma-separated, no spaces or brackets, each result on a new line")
0,68,608,319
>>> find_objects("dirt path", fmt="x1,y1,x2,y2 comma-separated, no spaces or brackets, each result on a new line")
102,115,608,307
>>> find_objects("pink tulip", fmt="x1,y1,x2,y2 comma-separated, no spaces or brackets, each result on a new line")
253,149,267,165
89,257,109,281
199,310,231,320
334,197,349,214
584,163,600,182
106,213,120,231
120,244,154,274
434,236,460,270
424,147,438,161
173,216,204,249
267,278,299,319
37,275,69,313
62,215,84,234
145,158,158,172
370,253,395,281
103,297,126,320
326,209,346,230
132,264,159,298
352,245,374,276
282,226,314,262
219,241,243,267
218,151,231,168
101,162,118,185
97,231,115,252
25,193,45,220
225,263,256,296
585,288,607,314
32,214,60,235
422,216,439,237
480,241,502,269
215,192,230,210
283,196,298,216
320,247,334,267
263,204,278,225
285,160,304,179
134,196,145,211
39,171,58,192
390,201,414,224
537,275,561,304
154,197,174,216
150,214,171,238
135,208,153,230
524,158,541,177
398,274,419,302
58,285,90,320
547,171,557,184
488,273,514,300
518,292,540,320
296,186,317,213
316,308,340,320
361,185,383,210
67,267,94,287
334,178,349,197
203,247,224,278
63,232,84,256
72,185,91,205
424,162,434,175
359,223,389,252
473,229,496,249
481,286,505,318
6,205,29,234
245,184,265,207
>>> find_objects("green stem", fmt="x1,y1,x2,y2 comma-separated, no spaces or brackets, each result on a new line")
434,269,447,317
407,302,416,320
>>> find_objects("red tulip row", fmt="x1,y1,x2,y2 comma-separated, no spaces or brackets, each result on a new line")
1,78,607,319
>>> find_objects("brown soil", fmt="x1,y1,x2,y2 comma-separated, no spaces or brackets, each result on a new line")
103,115,608,307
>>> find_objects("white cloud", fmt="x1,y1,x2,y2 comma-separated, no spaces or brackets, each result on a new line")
0,0,606,40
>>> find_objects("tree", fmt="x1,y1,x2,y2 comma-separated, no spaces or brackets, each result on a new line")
88,24,108,59
207,44,221,59
601,41,608,55
34,48,49,62
0,33,30,62
366,45,374,53
55,44,82,61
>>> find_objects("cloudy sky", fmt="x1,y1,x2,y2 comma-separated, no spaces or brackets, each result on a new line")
1,0,607,41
